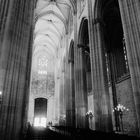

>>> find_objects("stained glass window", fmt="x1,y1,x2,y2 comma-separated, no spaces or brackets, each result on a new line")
38,56,48,75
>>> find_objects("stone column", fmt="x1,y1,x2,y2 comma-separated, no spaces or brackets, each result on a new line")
59,60,66,126
118,0,140,135
0,0,13,112
73,14,86,128
58,72,64,125
87,0,113,132
70,58,76,127
73,14,78,128
65,57,71,126
0,0,11,46
74,45,88,128
0,0,35,139
66,57,75,127
54,73,60,125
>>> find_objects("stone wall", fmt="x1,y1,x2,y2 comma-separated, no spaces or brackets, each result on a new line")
116,78,138,134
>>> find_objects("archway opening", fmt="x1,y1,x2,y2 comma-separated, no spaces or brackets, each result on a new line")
102,0,129,82
34,98,48,127
28,0,74,126
78,18,92,129
98,0,131,132
79,19,92,94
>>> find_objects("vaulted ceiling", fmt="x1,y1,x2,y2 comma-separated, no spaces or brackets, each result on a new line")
32,0,76,74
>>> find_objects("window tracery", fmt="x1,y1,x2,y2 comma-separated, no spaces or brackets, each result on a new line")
38,56,48,75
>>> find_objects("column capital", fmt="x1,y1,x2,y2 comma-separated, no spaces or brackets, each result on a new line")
68,59,74,64
77,44,89,49
93,18,105,26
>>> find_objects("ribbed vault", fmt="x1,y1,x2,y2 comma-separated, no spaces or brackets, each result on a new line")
32,0,75,75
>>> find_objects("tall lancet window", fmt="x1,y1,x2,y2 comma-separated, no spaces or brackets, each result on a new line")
38,56,48,75
122,35,129,74
113,33,130,82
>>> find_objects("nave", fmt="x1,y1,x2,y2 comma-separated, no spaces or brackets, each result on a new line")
23,126,139,140
0,0,140,140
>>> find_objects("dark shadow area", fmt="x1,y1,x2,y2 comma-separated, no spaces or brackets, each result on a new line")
22,126,139,140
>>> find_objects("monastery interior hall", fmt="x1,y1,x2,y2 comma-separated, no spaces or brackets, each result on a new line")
0,0,140,139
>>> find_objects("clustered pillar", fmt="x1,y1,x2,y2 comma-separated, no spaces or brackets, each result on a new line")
74,46,88,128
67,51,75,127
118,0,140,135
87,0,113,132
0,0,35,139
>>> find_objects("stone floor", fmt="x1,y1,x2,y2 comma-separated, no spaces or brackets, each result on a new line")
23,126,140,140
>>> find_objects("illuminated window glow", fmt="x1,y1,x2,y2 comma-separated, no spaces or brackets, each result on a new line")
38,57,48,67
38,56,48,75
38,70,48,75
41,117,47,127
34,118,40,127
34,117,47,128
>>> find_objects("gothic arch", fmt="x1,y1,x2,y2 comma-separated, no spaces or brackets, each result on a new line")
77,18,92,128
93,0,137,134
66,39,75,126
78,18,91,74
34,98,48,124
68,40,74,62
94,0,129,82
78,18,88,45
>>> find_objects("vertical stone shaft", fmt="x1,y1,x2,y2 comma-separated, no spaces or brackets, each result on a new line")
118,0,140,135
54,73,60,125
74,46,88,128
87,0,113,132
62,59,66,125
73,13,80,128
0,0,35,139
65,56,71,126
70,55,75,127
59,59,66,125
59,70,64,125
66,53,75,127
70,60,75,126
0,0,10,44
